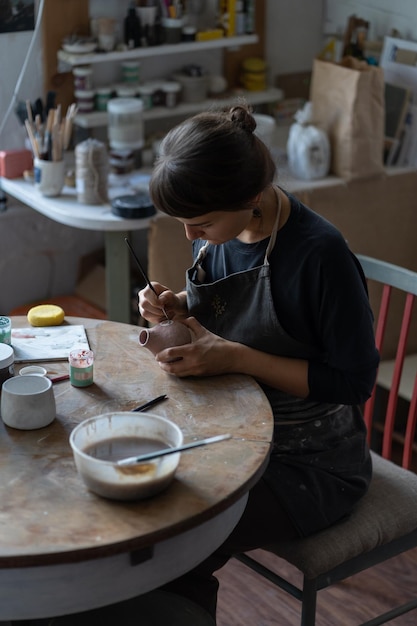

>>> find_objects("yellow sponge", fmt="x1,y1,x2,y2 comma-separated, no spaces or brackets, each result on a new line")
27,304,65,327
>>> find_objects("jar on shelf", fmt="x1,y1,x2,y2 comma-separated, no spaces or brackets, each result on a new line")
115,84,138,98
137,84,154,110
121,61,141,84
108,98,144,151
109,149,135,175
240,57,267,91
162,18,183,44
182,26,196,42
148,81,165,107
95,87,112,112
162,81,181,108
172,71,208,103
73,65,93,91
75,89,95,113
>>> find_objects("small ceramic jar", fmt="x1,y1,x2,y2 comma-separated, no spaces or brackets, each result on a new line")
69,349,94,387
162,81,181,108
0,316,11,345
73,65,93,91
0,343,14,387
95,87,112,112
75,89,95,113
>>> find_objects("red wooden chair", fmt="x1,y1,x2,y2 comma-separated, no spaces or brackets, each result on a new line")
235,254,417,625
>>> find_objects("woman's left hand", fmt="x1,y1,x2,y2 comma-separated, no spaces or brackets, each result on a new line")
154,317,236,377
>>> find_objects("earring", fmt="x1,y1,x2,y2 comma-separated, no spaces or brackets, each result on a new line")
252,206,262,218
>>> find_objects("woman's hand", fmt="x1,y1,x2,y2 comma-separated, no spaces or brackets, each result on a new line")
154,317,237,377
153,317,310,398
138,283,188,324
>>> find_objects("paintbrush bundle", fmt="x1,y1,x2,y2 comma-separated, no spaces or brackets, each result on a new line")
24,101,78,162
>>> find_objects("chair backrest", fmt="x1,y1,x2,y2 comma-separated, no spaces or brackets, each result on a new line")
357,254,417,469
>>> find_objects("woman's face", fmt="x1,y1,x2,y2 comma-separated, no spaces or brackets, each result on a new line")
177,209,253,244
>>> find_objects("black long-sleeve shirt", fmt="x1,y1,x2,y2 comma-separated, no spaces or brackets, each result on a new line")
192,192,379,406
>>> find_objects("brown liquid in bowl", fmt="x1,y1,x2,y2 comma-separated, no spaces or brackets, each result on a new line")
84,436,170,462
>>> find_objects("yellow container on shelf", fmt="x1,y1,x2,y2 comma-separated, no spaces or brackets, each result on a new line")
241,57,267,91
196,29,224,41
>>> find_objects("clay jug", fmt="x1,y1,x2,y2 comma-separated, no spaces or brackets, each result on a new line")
139,320,192,356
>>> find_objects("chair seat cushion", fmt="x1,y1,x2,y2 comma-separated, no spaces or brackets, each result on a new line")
267,452,417,579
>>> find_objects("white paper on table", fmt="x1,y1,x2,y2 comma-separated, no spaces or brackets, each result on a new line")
11,325,90,362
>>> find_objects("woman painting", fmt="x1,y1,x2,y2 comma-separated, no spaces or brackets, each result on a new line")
138,104,379,621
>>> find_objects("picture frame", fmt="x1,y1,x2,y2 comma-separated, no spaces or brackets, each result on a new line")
0,1,35,34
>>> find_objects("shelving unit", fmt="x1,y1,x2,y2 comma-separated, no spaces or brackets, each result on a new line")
57,35,258,70
47,1,273,132
74,87,283,128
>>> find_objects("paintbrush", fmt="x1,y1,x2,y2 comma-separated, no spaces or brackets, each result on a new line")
125,238,169,321
132,394,168,412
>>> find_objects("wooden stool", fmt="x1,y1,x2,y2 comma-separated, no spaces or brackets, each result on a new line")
13,590,216,625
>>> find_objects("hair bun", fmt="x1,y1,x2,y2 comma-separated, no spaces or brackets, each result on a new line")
229,105,256,133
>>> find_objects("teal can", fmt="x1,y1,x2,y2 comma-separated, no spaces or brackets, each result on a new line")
0,316,11,345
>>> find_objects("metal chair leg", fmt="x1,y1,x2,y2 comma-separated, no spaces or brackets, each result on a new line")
301,577,318,626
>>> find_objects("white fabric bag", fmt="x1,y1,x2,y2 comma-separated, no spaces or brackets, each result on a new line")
287,102,330,180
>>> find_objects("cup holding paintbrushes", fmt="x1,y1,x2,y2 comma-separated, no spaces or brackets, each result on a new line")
33,108,65,197
26,103,77,197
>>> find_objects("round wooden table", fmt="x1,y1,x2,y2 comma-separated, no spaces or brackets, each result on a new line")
0,317,273,621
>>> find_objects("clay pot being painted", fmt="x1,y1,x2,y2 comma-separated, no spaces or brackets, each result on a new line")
139,320,192,356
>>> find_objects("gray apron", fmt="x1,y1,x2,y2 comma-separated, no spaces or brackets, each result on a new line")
186,190,371,536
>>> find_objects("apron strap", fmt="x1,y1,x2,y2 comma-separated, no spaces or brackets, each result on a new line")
264,186,282,264
194,241,210,283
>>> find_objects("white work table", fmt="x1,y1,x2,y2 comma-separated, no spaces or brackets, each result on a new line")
0,174,153,323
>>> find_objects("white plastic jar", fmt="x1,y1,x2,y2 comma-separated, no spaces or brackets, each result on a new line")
162,81,181,108
107,98,144,150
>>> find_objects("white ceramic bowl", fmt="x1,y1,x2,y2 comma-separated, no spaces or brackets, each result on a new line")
19,365,47,377
69,412,183,501
1,375,56,430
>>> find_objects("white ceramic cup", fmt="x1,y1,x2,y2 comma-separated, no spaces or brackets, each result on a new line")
34,158,65,197
1,375,56,430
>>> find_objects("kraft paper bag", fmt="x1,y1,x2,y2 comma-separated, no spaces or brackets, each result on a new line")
310,57,385,181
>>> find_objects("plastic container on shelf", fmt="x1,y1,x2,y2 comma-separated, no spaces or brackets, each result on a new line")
75,89,95,113
147,81,165,107
73,65,93,91
182,26,197,42
240,57,267,91
107,98,144,151
115,84,138,98
137,84,154,110
162,18,184,44
172,72,208,103
162,81,181,108
109,149,135,175
121,61,141,84
95,87,112,111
